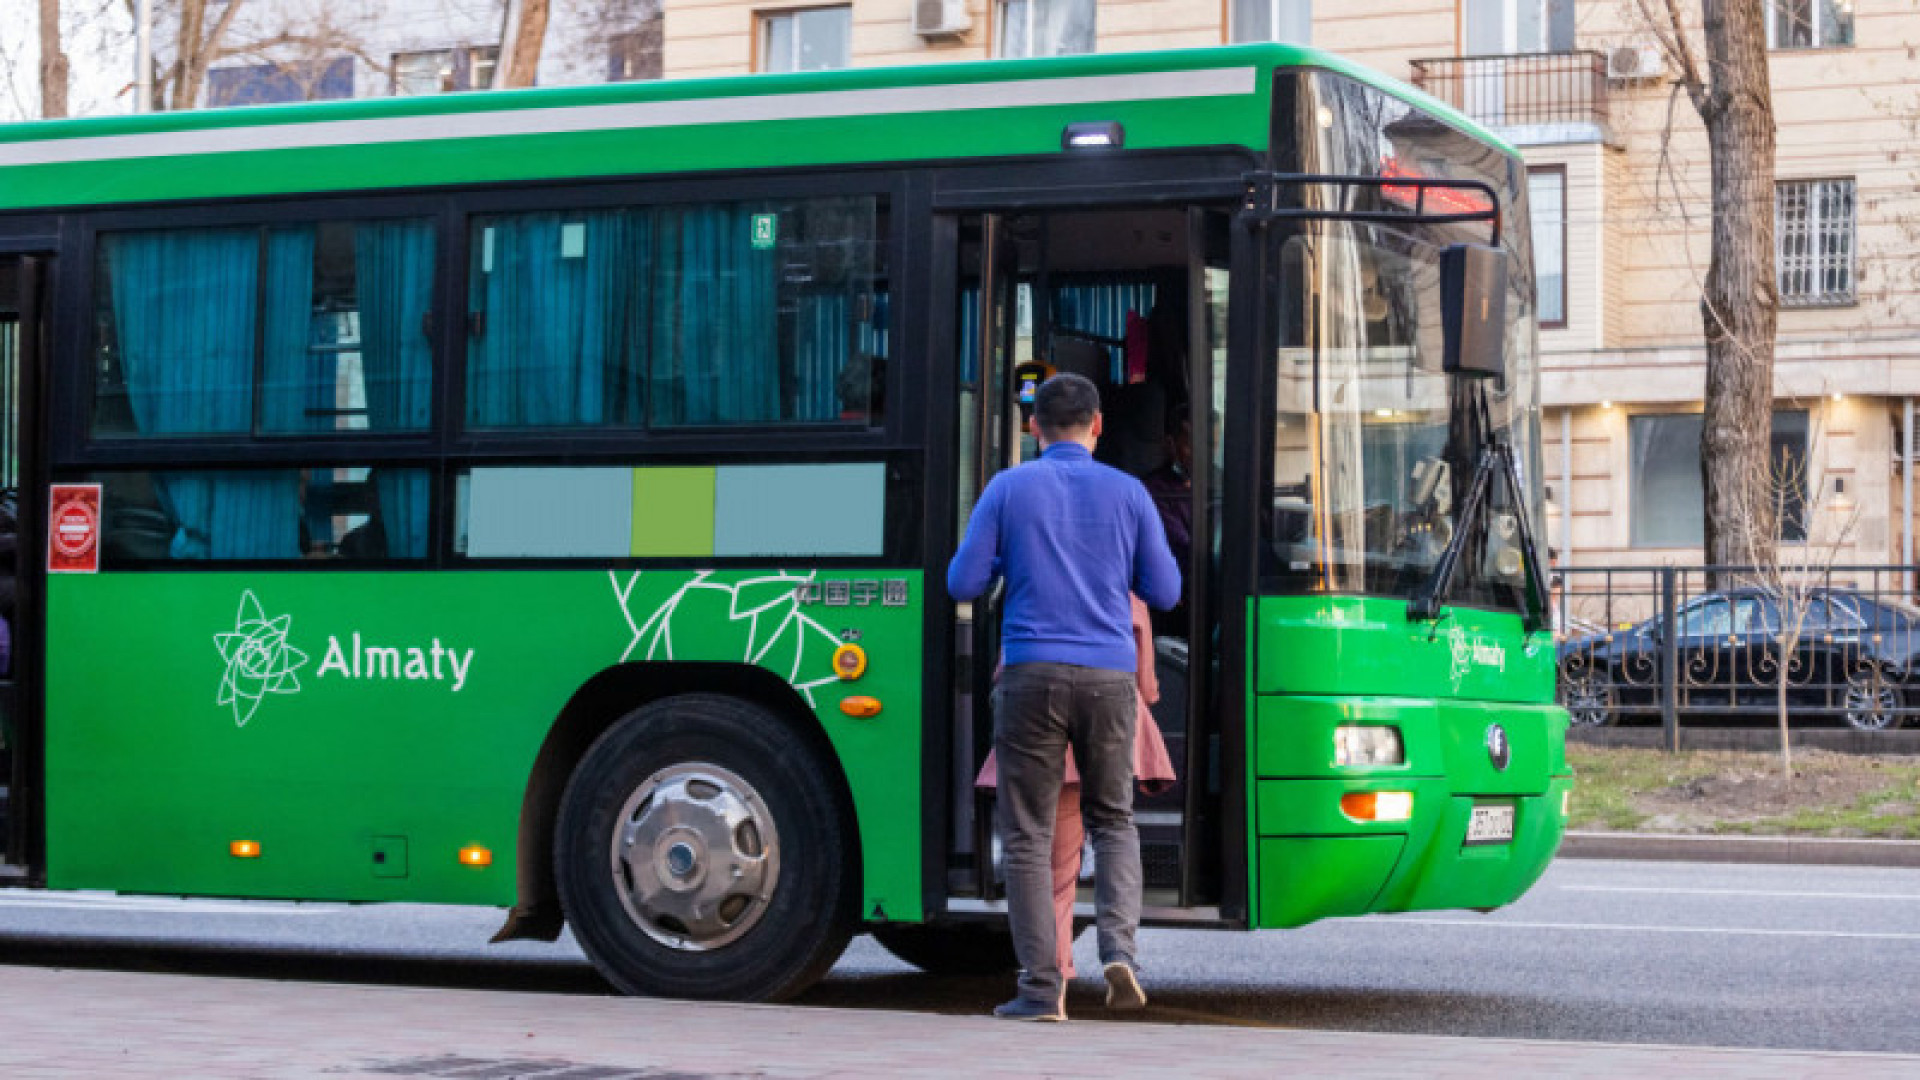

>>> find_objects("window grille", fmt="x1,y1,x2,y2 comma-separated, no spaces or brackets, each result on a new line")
1775,179,1855,308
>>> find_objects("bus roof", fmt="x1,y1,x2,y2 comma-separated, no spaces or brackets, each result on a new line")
0,44,1513,212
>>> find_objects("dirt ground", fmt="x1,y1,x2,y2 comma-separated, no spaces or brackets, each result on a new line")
1568,745,1920,836
1642,751,1913,826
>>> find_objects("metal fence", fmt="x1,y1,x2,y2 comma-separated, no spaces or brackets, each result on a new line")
1553,565,1920,739
1409,51,1611,136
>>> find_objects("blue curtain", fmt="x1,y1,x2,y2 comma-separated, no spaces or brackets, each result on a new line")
795,292,847,420
1054,282,1155,380
357,220,436,557
468,212,641,427
958,286,980,384
105,229,300,559
649,206,777,425
259,226,322,433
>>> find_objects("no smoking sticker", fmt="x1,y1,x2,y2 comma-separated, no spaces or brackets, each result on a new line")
48,483,102,573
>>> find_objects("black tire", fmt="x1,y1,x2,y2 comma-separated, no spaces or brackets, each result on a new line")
555,693,857,1001
1842,667,1909,732
870,923,1019,976
1559,665,1619,728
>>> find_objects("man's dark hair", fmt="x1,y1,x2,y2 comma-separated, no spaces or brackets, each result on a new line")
1033,373,1100,435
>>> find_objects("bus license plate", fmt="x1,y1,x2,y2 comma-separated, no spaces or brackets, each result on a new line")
1464,804,1515,846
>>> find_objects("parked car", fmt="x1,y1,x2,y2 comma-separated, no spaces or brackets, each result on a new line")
1557,587,1920,731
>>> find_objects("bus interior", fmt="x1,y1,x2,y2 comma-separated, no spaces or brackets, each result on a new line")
950,204,1234,918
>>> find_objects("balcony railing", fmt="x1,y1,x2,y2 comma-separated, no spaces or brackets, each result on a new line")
1410,51,1610,141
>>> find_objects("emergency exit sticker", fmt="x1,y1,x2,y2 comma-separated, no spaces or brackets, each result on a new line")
750,213,778,250
48,483,102,574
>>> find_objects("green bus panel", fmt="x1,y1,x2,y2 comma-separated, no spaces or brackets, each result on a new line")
43,570,923,920
1248,596,1571,929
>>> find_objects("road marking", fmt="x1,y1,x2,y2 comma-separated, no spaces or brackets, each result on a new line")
1563,885,1920,901
1384,917,1920,941
0,891,337,916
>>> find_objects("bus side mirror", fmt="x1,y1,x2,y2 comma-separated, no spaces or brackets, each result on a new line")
1440,243,1507,380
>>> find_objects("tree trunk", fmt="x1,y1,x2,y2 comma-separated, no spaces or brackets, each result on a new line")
1697,0,1780,574
1776,638,1793,778
503,0,550,88
38,0,69,118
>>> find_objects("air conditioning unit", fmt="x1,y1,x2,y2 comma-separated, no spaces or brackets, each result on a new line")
1608,44,1665,82
914,0,970,39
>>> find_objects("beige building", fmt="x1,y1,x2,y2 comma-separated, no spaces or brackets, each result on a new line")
651,0,1920,577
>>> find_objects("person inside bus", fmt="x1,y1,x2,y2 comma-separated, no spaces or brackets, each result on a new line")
975,594,1175,991
948,372,1181,1022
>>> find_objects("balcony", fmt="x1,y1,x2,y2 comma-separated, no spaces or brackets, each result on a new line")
1410,51,1613,147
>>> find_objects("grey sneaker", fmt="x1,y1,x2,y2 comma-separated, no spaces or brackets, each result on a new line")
1103,961,1147,1010
993,991,1066,1022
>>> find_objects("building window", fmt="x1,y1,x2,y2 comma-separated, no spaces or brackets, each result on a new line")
608,26,663,82
1528,165,1566,328
996,0,1095,59
1230,0,1311,44
1775,178,1855,308
392,46,499,95
208,57,353,107
1630,411,1809,547
761,7,852,73
1462,0,1575,55
1768,0,1854,49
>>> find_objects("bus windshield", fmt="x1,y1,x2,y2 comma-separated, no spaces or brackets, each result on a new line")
1263,218,1536,614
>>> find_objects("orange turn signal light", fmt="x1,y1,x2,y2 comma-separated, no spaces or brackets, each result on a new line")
832,643,868,681
230,840,261,859
459,845,492,867
1339,791,1414,823
839,695,882,718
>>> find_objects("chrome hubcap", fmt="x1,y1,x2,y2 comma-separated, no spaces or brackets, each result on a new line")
1844,676,1897,731
1564,680,1610,727
611,762,779,951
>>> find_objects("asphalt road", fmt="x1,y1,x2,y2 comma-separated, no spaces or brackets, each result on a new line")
0,858,1914,1053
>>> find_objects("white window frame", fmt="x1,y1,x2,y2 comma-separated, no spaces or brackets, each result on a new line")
1229,0,1312,45
1767,0,1855,49
1775,178,1857,308
1527,165,1567,329
391,46,499,95
760,6,852,73
995,0,1096,59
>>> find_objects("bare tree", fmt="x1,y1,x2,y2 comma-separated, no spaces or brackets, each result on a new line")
1635,1,1781,573
40,0,70,117
1729,407,1859,777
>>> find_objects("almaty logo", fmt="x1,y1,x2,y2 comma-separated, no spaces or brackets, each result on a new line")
214,590,310,727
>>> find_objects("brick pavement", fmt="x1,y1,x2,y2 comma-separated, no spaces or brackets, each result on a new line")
0,966,1915,1079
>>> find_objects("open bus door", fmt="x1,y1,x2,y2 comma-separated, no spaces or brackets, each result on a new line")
951,213,1022,900
0,253,48,881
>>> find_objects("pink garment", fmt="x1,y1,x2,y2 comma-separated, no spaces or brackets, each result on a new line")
975,595,1176,977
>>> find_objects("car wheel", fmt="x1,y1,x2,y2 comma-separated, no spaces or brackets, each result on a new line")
1842,668,1908,732
1560,667,1618,728
870,923,1019,976
555,693,856,1001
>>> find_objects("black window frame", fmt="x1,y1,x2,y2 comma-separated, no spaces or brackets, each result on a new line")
1527,163,1567,330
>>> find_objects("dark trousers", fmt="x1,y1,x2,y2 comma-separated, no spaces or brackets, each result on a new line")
993,661,1141,1002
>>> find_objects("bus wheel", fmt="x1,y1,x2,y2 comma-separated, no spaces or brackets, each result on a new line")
871,923,1018,976
555,693,855,1001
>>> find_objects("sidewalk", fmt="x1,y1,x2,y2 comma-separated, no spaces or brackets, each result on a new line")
2,966,1917,1079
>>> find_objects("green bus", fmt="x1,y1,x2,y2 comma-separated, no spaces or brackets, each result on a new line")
0,44,1569,1001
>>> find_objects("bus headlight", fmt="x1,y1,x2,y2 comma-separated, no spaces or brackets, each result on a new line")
1334,726,1404,766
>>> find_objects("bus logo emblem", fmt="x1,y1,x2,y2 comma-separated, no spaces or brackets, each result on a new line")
1485,724,1511,771
214,590,310,727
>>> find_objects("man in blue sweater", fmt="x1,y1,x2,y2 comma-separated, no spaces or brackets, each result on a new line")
948,373,1182,1021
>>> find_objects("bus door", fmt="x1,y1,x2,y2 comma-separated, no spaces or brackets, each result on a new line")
0,254,48,879
950,213,1022,898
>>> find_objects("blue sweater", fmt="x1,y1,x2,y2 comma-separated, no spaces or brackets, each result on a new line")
947,442,1181,672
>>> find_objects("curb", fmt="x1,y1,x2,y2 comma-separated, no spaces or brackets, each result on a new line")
1561,830,1920,868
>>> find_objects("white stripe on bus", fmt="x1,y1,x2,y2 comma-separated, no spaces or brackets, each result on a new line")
0,68,1258,169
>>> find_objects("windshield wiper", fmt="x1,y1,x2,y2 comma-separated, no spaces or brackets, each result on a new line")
1406,433,1551,633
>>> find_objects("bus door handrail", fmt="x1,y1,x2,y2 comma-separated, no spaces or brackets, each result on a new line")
1238,171,1502,247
